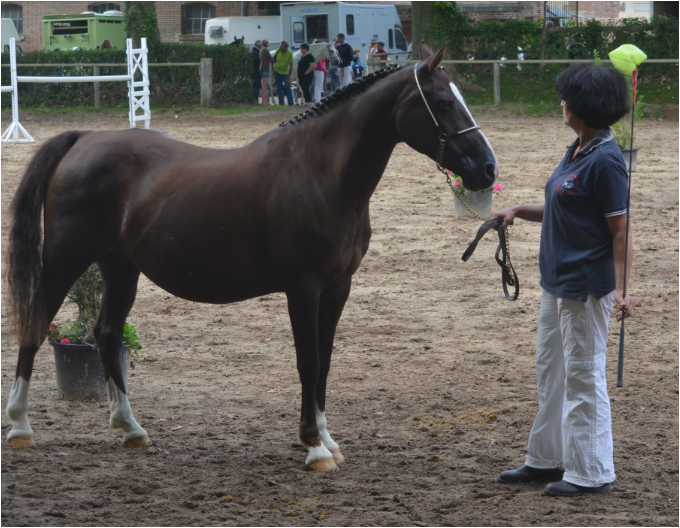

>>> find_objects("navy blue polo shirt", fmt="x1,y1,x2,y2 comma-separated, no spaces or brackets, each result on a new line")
539,129,628,302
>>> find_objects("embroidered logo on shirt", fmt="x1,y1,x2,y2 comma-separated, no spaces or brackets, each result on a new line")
557,174,579,195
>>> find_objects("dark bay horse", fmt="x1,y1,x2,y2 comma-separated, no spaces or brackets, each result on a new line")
6,43,498,470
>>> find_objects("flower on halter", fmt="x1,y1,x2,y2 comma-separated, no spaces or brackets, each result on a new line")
493,184,503,192
50,323,56,327
453,180,462,187
60,338,71,345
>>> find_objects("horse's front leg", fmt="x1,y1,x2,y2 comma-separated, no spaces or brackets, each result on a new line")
286,284,337,471
315,277,352,465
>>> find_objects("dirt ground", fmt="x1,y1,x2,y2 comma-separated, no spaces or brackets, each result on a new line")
1,107,678,527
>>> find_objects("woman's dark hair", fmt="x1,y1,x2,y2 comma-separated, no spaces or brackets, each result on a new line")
556,65,630,129
300,43,309,51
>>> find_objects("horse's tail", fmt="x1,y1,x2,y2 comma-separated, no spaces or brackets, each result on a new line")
8,131,82,347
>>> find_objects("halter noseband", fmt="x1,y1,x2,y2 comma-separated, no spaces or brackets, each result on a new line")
413,63,480,142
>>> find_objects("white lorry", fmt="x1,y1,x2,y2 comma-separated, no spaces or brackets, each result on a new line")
2,18,25,52
204,16,281,49
280,1,409,60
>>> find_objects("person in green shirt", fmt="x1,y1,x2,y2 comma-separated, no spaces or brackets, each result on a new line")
272,41,295,106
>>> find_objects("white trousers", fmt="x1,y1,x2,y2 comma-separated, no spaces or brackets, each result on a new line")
314,70,325,103
340,66,352,87
526,289,616,487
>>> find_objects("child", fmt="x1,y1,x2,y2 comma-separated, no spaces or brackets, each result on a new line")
351,56,364,80
329,59,340,93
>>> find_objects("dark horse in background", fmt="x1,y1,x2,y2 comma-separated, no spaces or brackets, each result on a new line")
6,43,497,470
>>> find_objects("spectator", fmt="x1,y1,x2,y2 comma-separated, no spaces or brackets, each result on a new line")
251,40,262,102
314,54,328,103
100,39,113,50
259,39,274,107
376,41,388,66
367,39,379,73
353,48,363,65
329,58,340,94
297,43,316,105
3,45,9,53
272,40,295,106
333,33,353,87
351,56,364,79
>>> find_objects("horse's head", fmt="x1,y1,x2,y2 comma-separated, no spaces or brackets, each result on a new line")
396,42,498,191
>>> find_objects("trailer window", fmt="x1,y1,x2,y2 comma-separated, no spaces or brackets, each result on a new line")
395,28,408,51
346,14,354,35
306,15,328,43
52,20,89,36
293,22,305,43
388,29,394,49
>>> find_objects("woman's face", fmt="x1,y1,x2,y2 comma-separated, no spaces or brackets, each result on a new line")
561,100,580,130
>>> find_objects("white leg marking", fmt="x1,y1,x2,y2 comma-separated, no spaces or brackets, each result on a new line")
305,444,335,466
6,378,33,440
316,405,339,452
106,379,147,444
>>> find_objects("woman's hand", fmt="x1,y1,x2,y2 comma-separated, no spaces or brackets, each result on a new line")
614,291,635,321
491,207,517,230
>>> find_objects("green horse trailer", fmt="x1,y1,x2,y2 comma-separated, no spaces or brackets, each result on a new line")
43,13,126,51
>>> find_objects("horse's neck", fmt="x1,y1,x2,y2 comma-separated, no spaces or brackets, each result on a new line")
323,74,406,205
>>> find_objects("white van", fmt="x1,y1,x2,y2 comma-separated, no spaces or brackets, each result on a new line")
280,1,409,60
1,18,25,52
204,16,281,49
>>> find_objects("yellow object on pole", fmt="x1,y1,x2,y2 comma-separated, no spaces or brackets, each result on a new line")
608,44,647,75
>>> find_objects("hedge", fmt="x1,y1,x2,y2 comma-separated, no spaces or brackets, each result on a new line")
1,42,253,108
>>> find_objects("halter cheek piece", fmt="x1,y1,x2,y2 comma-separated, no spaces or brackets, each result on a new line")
413,62,480,175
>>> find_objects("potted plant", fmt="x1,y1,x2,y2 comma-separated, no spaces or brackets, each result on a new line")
47,264,142,401
611,94,643,173
449,171,503,219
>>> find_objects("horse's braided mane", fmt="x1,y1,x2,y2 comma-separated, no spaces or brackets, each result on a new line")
278,64,403,127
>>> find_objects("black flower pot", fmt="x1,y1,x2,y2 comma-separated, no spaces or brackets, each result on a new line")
50,342,128,401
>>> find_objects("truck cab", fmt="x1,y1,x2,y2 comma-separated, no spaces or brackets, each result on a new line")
281,2,409,61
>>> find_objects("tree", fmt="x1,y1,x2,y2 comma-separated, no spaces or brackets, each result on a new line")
123,1,160,47
411,2,432,60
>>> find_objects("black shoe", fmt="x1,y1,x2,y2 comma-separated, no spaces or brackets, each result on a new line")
544,480,611,497
498,465,564,484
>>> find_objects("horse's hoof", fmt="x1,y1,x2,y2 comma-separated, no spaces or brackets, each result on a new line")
331,449,345,465
307,457,338,471
124,435,150,448
8,435,36,449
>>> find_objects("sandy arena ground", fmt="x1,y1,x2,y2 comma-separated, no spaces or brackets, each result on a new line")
1,107,678,527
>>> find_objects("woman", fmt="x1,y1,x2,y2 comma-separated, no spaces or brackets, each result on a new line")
259,40,274,107
313,54,327,104
367,39,378,73
494,65,634,497
297,43,316,105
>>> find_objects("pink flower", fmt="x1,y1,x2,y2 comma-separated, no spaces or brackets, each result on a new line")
50,323,56,327
454,180,462,187
493,184,503,192
60,338,71,345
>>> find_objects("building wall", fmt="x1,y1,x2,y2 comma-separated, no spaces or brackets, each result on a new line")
578,1,626,21
458,2,544,23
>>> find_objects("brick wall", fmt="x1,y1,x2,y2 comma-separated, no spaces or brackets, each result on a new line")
578,2,625,21
459,1,543,23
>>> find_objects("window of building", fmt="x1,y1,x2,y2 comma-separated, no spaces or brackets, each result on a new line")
183,3,216,35
90,3,121,13
1,4,23,34
346,14,354,35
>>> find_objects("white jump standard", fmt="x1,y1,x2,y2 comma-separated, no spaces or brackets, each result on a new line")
1,37,150,143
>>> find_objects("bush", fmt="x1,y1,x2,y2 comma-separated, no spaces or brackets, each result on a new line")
1,42,253,108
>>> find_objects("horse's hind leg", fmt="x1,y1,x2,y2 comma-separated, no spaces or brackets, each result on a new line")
314,277,352,466
7,258,93,448
95,254,148,448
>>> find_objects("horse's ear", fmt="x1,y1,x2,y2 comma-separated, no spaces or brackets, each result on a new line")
418,41,433,60
423,44,448,74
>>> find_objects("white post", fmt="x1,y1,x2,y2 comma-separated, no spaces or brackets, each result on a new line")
127,38,151,129
1,38,34,143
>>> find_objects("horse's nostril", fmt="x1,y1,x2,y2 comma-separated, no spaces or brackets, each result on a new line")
485,162,497,182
